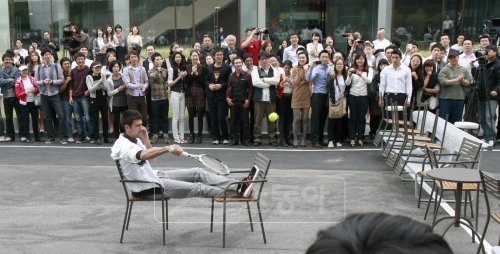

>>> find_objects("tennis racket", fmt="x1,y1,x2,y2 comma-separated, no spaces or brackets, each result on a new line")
169,147,230,175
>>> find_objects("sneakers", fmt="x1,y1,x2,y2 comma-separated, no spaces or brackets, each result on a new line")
20,137,27,142
76,139,83,144
488,140,494,146
0,136,7,142
60,139,68,145
90,139,96,144
335,142,343,147
67,137,75,143
222,139,230,145
151,134,158,144
44,139,54,144
328,141,334,148
212,139,220,145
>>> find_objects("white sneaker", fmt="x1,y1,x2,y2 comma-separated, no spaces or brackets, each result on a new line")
335,142,343,147
20,137,27,142
328,141,334,148
0,136,5,142
488,140,494,146
85,136,91,141
67,137,75,143
4,137,12,142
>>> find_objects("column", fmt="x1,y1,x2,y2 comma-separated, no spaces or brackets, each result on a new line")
113,0,130,33
0,0,10,50
239,0,259,39
377,0,393,40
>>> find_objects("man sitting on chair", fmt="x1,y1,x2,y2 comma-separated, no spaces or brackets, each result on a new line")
111,109,237,198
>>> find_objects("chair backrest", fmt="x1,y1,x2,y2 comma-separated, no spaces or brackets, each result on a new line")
253,153,271,199
426,146,439,169
456,138,482,166
115,160,131,199
480,170,500,215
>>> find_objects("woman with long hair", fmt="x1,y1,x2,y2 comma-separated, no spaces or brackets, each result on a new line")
185,50,207,144
261,41,273,55
408,53,424,108
92,28,107,64
104,25,117,52
368,59,389,139
420,59,440,113
26,51,44,138
327,58,347,148
127,26,143,54
169,42,183,65
346,52,373,147
278,60,294,146
105,60,128,138
307,32,324,64
168,52,188,144
86,61,109,144
291,51,311,147
277,40,288,63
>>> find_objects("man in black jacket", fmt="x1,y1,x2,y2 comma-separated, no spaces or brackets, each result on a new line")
477,45,500,146
206,48,231,144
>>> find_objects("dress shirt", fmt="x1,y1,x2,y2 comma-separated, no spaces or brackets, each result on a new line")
379,64,412,102
458,52,477,79
282,45,304,65
306,64,333,94
122,65,149,96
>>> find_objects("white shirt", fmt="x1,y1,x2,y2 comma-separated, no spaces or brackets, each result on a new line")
22,77,35,102
379,64,412,102
372,38,391,51
282,45,304,65
458,52,477,79
19,48,29,59
251,66,280,102
346,68,373,97
110,134,162,193
306,42,324,64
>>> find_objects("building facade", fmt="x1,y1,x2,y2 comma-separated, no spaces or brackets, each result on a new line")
1,0,499,52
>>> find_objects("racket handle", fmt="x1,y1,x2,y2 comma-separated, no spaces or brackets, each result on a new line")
180,152,189,157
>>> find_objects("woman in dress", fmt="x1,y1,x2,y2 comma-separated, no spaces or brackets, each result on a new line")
168,52,188,144
291,51,311,147
185,50,207,144
346,52,373,147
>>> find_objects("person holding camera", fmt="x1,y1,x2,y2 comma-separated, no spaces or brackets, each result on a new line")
476,45,500,146
241,27,270,66
40,31,60,62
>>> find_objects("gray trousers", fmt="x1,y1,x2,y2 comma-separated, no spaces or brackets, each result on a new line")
157,168,236,198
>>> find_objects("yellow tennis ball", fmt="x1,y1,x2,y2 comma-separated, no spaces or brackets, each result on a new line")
268,112,279,122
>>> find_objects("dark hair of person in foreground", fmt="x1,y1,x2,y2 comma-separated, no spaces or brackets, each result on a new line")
306,212,453,254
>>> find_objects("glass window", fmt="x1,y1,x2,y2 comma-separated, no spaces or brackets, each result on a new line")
393,0,444,43
175,0,194,46
69,0,113,36
194,0,238,46
130,0,175,46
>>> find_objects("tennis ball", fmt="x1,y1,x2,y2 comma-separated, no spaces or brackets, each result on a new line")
268,112,279,122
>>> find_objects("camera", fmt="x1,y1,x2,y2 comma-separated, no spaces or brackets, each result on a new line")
254,27,269,35
315,60,322,65
474,49,488,65
60,22,75,49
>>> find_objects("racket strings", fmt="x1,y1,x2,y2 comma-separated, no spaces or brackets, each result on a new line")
200,155,229,174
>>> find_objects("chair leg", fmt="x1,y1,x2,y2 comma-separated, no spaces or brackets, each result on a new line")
424,183,436,220
166,200,169,230
475,189,480,230
257,201,267,244
476,216,490,254
418,174,425,208
210,198,214,233
222,201,227,248
247,201,254,232
120,201,130,243
468,191,474,219
464,190,468,218
433,189,444,226
126,201,134,230
162,200,165,245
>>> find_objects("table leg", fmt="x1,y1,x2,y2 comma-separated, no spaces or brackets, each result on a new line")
455,183,463,227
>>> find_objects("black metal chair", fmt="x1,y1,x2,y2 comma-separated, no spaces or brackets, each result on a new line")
115,160,169,245
210,152,271,248
477,171,500,254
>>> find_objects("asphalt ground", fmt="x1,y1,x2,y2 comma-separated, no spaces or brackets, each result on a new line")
1,141,499,254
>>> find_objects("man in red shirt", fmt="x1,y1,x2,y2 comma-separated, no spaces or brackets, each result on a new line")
240,27,270,66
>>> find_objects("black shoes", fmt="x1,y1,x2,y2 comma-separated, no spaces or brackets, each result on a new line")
189,134,195,144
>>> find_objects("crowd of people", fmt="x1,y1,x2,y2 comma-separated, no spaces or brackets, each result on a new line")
0,24,499,147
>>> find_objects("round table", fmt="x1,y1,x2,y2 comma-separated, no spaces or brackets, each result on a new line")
426,168,481,237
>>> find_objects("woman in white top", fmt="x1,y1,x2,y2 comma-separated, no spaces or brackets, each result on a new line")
127,26,143,55
307,32,324,64
327,58,347,148
93,28,107,64
346,52,373,147
86,61,109,144
104,25,117,51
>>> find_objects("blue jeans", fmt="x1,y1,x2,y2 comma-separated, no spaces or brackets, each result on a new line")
41,95,66,140
479,100,498,141
439,99,464,124
60,99,74,138
72,96,92,140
